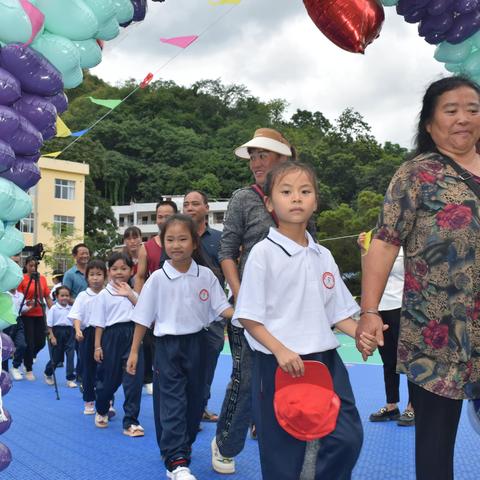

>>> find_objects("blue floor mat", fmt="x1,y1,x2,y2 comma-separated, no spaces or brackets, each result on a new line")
1,348,479,479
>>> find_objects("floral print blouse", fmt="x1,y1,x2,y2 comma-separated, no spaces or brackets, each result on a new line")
375,152,480,400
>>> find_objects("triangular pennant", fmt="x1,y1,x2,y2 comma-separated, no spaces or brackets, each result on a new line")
89,97,122,109
363,229,373,252
159,35,198,49
56,116,72,138
209,0,241,4
71,128,90,137
42,151,62,158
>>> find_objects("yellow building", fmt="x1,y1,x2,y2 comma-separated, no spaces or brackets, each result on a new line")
20,156,90,279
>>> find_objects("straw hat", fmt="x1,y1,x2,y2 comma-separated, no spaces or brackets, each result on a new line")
234,128,292,159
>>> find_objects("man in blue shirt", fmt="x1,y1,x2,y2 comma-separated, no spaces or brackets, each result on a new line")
62,243,90,298
183,190,225,422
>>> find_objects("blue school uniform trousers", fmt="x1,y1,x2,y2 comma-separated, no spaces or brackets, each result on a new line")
45,326,75,381
79,326,97,402
252,349,363,480
95,322,144,429
152,330,206,471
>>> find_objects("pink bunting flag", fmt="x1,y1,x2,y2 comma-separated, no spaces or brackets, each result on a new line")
159,35,199,49
19,0,45,46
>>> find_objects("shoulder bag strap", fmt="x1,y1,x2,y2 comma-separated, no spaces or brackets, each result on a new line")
440,154,480,199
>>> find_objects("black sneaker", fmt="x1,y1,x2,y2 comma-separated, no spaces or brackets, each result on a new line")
369,407,400,422
397,410,415,426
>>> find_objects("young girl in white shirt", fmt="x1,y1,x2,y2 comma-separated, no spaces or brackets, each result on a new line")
68,259,107,415
44,286,76,388
234,162,378,480
127,214,233,480
90,252,144,437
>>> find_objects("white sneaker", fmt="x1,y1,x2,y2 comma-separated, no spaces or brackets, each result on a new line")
166,466,196,480
84,402,95,415
25,371,36,381
95,413,108,428
211,437,235,474
10,368,23,380
67,380,78,388
144,383,153,395
44,374,54,386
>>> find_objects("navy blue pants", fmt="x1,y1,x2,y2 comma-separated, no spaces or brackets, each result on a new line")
2,319,26,370
79,326,97,402
203,320,225,409
44,326,75,381
152,331,206,471
95,322,144,429
252,349,363,480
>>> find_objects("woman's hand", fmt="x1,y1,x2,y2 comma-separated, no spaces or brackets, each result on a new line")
94,347,103,363
75,329,84,342
274,346,304,378
126,352,138,375
356,313,385,361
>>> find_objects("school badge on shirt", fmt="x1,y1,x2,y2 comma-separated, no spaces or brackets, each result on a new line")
199,289,209,301
322,272,335,289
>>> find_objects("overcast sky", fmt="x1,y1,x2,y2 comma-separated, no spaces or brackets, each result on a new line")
92,0,447,149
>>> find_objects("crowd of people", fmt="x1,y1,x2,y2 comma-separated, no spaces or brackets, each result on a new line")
2,75,480,480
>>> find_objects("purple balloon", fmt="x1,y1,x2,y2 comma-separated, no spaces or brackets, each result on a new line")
12,94,57,140
428,0,453,16
0,442,12,472
397,0,431,16
0,159,41,190
18,151,41,163
425,30,448,44
45,91,68,114
0,334,14,362
0,106,20,140
0,44,63,96
8,115,43,156
132,0,148,21
404,7,427,23
418,12,454,36
0,68,21,106
0,140,15,174
446,10,480,44
454,0,479,14
0,371,11,396
0,409,12,435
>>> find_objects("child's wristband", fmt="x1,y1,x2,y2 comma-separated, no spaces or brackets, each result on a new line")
95,347,102,351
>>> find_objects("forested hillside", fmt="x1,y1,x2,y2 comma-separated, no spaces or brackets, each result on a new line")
44,74,409,290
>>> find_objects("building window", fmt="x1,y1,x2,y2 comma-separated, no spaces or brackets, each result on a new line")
20,213,34,233
54,179,75,200
53,215,75,234
213,212,225,224
54,255,70,273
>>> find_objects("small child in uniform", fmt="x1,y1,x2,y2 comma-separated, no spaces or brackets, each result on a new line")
69,259,107,415
234,162,378,480
127,214,233,480
90,252,144,437
44,286,77,388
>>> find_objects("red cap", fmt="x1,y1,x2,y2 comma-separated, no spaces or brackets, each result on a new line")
274,361,340,441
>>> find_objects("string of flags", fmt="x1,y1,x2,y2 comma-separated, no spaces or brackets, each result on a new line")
43,0,241,159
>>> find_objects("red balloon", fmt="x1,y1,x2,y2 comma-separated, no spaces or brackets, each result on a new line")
303,0,385,53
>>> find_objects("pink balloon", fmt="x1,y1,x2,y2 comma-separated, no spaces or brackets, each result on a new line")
19,0,45,46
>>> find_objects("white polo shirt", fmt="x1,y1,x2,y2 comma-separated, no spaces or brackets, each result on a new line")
378,247,404,311
68,288,100,330
233,227,359,355
89,283,137,328
131,259,231,337
47,303,72,328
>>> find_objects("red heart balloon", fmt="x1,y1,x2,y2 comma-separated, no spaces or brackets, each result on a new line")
304,0,385,54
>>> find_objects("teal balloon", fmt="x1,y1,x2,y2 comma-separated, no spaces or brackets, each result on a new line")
113,0,134,24
0,219,4,241
435,41,472,64
380,0,398,5
73,39,102,68
36,0,98,41
0,225,24,257
0,257,22,291
0,254,7,282
0,0,44,44
83,0,120,41
0,179,16,216
445,63,464,73
0,185,32,222
463,51,480,76
31,32,83,89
